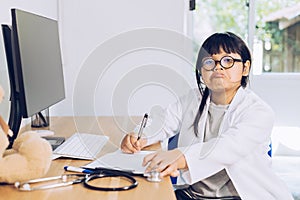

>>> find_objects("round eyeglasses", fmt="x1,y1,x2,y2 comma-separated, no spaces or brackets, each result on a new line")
202,56,243,71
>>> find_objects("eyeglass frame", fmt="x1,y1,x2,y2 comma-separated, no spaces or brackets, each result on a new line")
201,56,243,71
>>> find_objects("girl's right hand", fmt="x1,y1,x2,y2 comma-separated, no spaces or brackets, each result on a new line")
120,133,147,154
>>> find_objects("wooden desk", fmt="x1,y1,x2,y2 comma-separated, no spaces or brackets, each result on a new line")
0,116,176,200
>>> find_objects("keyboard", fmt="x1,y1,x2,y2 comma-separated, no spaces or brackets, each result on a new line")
53,133,109,160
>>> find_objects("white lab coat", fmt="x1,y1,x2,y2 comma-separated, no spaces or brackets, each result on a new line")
144,87,293,200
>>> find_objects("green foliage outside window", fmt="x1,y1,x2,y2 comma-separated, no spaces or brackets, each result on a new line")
193,0,300,72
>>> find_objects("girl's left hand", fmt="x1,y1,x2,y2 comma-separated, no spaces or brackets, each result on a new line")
142,149,187,177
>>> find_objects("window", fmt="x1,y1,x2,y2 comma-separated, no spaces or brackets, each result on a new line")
255,0,300,73
192,0,300,74
192,0,249,50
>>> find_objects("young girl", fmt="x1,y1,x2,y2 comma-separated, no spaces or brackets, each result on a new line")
121,32,293,199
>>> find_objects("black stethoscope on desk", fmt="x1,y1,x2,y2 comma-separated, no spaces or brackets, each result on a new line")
84,168,139,191
14,168,160,191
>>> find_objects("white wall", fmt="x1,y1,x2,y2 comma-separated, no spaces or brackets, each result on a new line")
0,0,196,121
56,0,196,117
251,74,300,127
0,0,58,121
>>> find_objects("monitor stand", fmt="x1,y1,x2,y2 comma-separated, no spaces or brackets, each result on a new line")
31,108,49,128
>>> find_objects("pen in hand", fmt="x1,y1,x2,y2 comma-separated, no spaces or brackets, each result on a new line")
137,113,148,141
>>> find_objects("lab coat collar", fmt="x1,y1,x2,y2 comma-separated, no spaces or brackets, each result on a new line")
227,86,246,111
204,86,246,112
198,87,246,140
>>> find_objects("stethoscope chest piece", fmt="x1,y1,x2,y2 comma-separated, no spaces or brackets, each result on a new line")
146,171,161,182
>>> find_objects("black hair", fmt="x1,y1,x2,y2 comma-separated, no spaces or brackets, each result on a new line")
193,32,252,136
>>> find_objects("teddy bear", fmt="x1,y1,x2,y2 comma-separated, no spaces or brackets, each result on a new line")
0,85,52,183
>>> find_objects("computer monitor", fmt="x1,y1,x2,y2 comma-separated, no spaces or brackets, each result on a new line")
1,9,65,148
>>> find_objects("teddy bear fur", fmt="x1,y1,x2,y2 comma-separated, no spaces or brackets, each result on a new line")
0,130,52,183
0,86,52,183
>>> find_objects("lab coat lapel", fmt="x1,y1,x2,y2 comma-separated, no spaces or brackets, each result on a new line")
197,95,211,142
218,87,246,134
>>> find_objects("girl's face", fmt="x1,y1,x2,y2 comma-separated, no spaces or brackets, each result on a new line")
201,49,250,94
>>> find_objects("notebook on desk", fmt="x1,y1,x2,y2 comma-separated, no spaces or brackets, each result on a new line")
84,149,154,174
52,133,109,160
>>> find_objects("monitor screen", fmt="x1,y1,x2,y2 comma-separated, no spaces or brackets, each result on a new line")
12,9,65,117
1,9,65,148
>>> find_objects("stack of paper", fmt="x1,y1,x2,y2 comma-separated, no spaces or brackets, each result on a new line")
84,150,154,174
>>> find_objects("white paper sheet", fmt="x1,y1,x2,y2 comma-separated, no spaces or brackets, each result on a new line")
84,150,154,174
